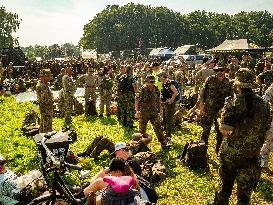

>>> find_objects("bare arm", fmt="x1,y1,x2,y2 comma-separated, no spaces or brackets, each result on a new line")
84,178,107,197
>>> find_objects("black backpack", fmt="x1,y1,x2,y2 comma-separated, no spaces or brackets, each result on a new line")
101,188,150,205
118,74,134,93
180,140,208,169
137,175,158,204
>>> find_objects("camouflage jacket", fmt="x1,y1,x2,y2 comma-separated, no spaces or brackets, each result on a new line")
36,81,53,109
200,75,233,112
219,93,271,161
139,85,161,115
62,75,76,96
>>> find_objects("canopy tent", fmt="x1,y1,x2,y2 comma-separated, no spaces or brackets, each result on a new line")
158,48,174,57
206,39,264,53
81,50,97,59
174,45,196,55
149,48,164,56
149,48,174,59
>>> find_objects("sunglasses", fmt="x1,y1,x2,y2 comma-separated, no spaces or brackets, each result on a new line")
0,161,6,166
148,81,155,83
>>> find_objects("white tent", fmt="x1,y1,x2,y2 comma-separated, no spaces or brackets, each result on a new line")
174,45,196,55
81,50,97,59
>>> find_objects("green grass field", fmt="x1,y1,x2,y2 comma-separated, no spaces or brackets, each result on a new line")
0,96,272,205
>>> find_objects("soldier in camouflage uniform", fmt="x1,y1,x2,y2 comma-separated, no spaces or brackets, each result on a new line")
98,67,113,117
135,75,168,148
158,71,178,142
117,66,137,127
62,67,76,125
36,69,54,133
199,65,233,152
209,68,271,205
260,83,273,174
58,68,66,117
78,68,98,114
114,65,126,121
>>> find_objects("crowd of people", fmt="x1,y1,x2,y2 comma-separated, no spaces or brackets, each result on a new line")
0,53,273,204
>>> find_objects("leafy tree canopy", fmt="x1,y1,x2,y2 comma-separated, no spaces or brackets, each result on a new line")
0,5,21,49
80,3,273,52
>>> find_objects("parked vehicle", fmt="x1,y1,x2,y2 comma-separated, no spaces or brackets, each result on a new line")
182,54,213,67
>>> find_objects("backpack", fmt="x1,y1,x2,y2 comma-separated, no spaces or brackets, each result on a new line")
180,140,208,169
118,74,134,93
101,75,113,90
101,188,150,205
137,175,158,204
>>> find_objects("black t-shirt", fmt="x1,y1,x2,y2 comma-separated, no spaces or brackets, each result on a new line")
127,157,142,176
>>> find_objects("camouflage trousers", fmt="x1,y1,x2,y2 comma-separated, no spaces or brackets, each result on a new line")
139,112,166,144
118,92,135,124
64,95,74,125
40,107,53,133
162,102,176,139
99,89,112,115
260,120,273,168
82,136,115,159
214,157,261,205
85,88,96,110
58,89,65,117
200,109,223,153
134,151,166,183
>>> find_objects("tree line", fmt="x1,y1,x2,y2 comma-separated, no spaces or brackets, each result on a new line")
1,3,273,56
22,43,81,60
80,3,273,53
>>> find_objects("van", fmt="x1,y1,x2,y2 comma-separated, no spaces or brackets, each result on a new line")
182,54,212,67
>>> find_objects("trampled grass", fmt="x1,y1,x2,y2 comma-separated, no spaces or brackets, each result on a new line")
0,96,272,205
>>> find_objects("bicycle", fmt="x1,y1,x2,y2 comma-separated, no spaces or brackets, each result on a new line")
24,136,88,205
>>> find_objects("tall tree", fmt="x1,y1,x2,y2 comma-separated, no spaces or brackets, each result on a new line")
0,6,21,49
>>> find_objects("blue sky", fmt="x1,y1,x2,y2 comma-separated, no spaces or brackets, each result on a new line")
1,0,273,46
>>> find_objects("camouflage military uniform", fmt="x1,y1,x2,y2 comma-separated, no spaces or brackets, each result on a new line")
117,73,136,126
257,70,273,91
260,85,273,168
194,67,215,87
36,79,54,133
99,74,113,116
78,73,98,111
213,92,271,205
199,75,233,152
79,135,149,160
62,74,76,125
138,84,166,145
134,151,166,183
58,89,65,117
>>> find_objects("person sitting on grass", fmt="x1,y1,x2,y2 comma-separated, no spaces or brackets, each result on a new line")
0,154,20,205
83,157,143,205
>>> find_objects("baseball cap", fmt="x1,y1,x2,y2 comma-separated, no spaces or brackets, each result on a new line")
112,142,127,155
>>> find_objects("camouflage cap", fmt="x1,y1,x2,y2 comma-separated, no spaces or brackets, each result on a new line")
234,68,255,88
39,69,52,77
